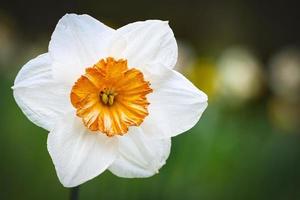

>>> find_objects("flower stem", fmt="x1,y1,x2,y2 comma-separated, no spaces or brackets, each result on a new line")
70,186,80,200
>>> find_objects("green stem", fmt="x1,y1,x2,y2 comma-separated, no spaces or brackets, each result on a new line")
70,186,80,200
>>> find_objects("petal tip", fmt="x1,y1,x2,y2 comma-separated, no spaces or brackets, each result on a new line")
202,92,209,102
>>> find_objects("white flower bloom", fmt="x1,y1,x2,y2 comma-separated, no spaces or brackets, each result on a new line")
217,47,264,103
269,47,300,101
12,14,208,187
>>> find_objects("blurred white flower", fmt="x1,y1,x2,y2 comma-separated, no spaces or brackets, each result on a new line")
0,16,17,68
269,47,300,102
174,41,197,72
12,14,207,187
217,47,264,104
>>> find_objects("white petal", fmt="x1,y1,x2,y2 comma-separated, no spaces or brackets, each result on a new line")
141,65,208,139
47,113,118,187
49,13,114,84
109,128,171,178
109,20,178,69
13,53,71,131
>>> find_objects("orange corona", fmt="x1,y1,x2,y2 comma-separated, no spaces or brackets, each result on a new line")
70,57,153,136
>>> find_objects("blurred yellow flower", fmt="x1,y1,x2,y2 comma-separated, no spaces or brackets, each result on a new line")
185,58,219,100
268,97,300,133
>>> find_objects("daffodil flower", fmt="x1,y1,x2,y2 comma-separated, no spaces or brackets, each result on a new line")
12,14,208,187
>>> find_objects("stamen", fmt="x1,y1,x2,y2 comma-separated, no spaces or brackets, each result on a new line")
100,89,117,106
101,93,109,105
108,95,114,106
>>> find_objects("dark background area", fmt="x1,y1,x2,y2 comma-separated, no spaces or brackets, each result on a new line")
2,0,300,56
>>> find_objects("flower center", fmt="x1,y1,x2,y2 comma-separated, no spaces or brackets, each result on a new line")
99,89,117,106
70,57,153,137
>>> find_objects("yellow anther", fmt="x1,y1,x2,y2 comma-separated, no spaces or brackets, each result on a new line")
108,95,114,106
101,93,108,104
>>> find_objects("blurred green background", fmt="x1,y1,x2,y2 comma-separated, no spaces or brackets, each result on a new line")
1,0,300,199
